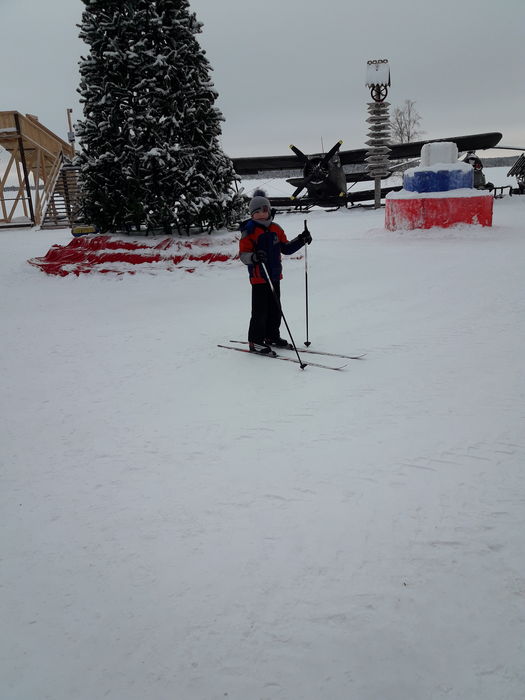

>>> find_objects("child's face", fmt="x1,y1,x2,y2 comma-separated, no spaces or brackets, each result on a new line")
252,206,270,221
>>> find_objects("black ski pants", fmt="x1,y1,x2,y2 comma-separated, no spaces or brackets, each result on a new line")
248,281,281,344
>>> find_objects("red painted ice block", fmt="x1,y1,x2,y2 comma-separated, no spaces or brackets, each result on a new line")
385,194,493,231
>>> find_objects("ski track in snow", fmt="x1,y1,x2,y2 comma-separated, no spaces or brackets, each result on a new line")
1,183,525,700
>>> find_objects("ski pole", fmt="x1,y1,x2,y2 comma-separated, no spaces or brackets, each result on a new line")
261,261,307,370
304,219,311,346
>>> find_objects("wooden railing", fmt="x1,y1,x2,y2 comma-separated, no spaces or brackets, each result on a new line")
38,153,66,226
41,164,82,229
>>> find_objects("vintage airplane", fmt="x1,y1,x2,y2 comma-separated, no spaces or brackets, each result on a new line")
231,131,503,210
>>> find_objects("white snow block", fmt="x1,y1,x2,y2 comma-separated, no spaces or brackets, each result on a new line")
420,141,458,167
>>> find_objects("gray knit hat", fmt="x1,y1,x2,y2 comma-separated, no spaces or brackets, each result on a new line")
249,189,271,216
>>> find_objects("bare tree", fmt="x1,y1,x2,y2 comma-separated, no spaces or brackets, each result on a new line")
389,99,423,143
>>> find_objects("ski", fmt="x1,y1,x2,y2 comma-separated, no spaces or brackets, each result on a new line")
217,345,346,371
229,340,366,360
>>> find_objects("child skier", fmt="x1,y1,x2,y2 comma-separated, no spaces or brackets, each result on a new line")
239,190,312,354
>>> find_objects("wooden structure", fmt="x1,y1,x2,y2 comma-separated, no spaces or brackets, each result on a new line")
507,153,525,193
0,111,76,228
40,164,82,229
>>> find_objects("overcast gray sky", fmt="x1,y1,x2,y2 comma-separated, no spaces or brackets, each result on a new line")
2,0,523,158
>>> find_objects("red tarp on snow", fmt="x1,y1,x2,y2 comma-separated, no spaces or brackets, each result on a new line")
28,235,236,276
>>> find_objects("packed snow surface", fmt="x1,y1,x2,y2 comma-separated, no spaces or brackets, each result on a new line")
405,162,473,175
2,183,525,700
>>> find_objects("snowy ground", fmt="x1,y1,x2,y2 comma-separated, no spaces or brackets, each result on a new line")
2,175,525,699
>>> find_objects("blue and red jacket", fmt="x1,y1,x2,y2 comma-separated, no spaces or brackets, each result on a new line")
239,219,304,284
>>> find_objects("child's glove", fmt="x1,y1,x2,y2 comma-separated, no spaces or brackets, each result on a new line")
252,249,267,264
299,229,312,245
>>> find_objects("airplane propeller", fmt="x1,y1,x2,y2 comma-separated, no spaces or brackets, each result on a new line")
289,140,343,199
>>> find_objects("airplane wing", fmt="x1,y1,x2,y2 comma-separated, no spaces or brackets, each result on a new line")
285,171,371,187
381,132,502,162
232,153,304,176
232,132,502,176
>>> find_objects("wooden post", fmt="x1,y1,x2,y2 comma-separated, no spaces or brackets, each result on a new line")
374,177,382,209
66,108,75,154
14,112,35,224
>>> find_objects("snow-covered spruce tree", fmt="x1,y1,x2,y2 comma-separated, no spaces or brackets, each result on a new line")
76,1,147,231
158,0,244,233
76,0,243,233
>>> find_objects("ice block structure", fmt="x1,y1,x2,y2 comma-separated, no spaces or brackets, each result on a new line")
385,141,493,230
